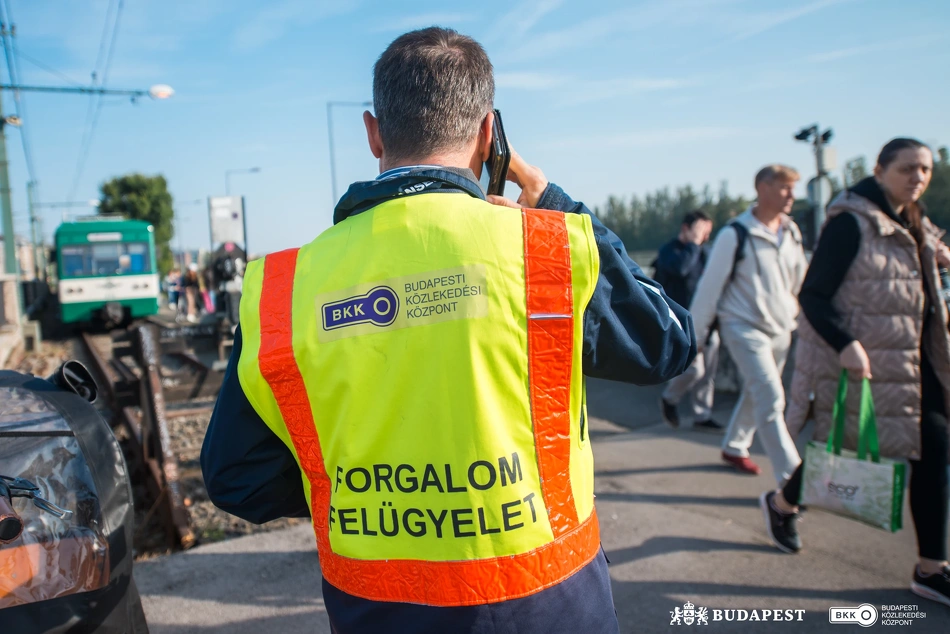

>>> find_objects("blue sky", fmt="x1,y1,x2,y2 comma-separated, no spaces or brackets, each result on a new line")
5,0,950,254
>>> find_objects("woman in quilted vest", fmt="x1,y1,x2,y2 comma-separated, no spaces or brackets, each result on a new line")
769,138,950,606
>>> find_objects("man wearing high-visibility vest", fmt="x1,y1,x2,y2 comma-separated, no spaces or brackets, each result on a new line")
202,27,695,633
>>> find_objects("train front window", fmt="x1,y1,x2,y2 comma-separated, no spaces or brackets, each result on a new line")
61,246,92,277
60,242,152,277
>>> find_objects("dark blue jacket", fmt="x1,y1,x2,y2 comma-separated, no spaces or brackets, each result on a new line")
200,167,695,633
653,238,706,309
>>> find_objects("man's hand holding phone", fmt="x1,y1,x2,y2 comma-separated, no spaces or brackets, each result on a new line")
487,148,549,210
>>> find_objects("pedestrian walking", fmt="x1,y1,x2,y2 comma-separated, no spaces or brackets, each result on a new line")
182,263,200,323
689,165,807,477
779,138,950,606
164,268,181,310
200,27,695,634
657,210,723,431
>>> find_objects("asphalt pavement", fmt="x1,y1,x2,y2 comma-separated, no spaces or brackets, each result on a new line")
136,379,950,633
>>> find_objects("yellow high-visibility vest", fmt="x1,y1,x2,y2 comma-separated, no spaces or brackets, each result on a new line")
238,192,600,606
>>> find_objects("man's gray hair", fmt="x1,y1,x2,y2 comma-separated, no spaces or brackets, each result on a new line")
373,27,494,162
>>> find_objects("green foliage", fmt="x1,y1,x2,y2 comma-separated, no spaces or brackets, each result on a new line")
923,147,950,231
593,180,750,251
595,144,950,252
98,173,175,274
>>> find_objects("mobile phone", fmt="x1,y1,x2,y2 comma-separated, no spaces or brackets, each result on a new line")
485,109,511,197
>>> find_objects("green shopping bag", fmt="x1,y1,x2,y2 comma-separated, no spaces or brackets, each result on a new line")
799,371,906,532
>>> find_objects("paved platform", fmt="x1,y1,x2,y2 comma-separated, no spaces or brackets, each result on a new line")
136,379,950,632
0,329,22,369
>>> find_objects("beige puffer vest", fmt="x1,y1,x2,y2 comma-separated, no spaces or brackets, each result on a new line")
786,191,950,460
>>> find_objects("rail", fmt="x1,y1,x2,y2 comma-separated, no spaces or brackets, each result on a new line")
78,320,224,549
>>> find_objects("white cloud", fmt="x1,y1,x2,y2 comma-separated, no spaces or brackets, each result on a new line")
545,126,739,150
495,70,688,104
488,0,564,42
370,12,475,33
495,71,567,90
728,0,854,43
497,0,735,63
232,0,360,52
806,33,946,64
560,77,689,106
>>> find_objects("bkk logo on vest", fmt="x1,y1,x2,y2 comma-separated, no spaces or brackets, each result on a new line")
322,286,399,330
315,265,488,343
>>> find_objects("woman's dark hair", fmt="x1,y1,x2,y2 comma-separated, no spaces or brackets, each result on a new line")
877,137,930,170
876,137,932,245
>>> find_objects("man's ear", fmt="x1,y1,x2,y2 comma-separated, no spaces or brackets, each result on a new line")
478,111,494,163
364,110,383,159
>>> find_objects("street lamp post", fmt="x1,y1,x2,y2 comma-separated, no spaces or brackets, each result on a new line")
0,81,173,297
327,101,372,204
0,83,174,100
794,123,834,243
225,167,260,196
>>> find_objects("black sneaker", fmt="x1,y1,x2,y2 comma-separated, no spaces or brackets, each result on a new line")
660,398,679,428
911,565,950,607
760,491,801,553
693,418,724,431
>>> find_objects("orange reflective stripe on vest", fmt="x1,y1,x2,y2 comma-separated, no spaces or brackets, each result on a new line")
523,207,578,537
257,208,599,606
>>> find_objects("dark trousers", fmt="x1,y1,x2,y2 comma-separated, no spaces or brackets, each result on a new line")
783,357,949,560
322,549,619,634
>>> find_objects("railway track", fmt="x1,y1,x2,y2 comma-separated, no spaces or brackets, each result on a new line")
77,320,229,551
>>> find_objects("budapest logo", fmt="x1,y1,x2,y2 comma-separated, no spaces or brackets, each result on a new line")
827,481,859,500
671,602,709,626
323,286,399,331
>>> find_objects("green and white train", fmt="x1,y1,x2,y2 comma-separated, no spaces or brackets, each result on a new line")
55,217,160,324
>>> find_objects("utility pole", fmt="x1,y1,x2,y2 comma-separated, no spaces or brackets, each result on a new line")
0,89,16,276
26,180,42,280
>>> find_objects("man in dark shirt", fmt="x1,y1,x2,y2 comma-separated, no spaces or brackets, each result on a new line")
655,210,723,430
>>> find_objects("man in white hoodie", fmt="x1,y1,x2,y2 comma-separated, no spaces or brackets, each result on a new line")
689,165,808,485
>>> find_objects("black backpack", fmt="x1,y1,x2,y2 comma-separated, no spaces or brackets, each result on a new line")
725,221,749,283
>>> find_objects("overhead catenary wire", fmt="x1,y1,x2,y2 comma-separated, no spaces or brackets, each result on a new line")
15,49,85,88
67,0,123,202
0,0,38,188
72,0,115,173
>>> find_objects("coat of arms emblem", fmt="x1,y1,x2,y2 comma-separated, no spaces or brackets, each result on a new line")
670,601,709,626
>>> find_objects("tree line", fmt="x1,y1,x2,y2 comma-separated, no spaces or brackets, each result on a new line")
88,146,950,275
594,146,950,253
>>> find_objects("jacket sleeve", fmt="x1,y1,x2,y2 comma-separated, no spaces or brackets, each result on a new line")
655,240,701,278
536,184,697,384
688,225,737,344
200,326,310,524
799,212,862,352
